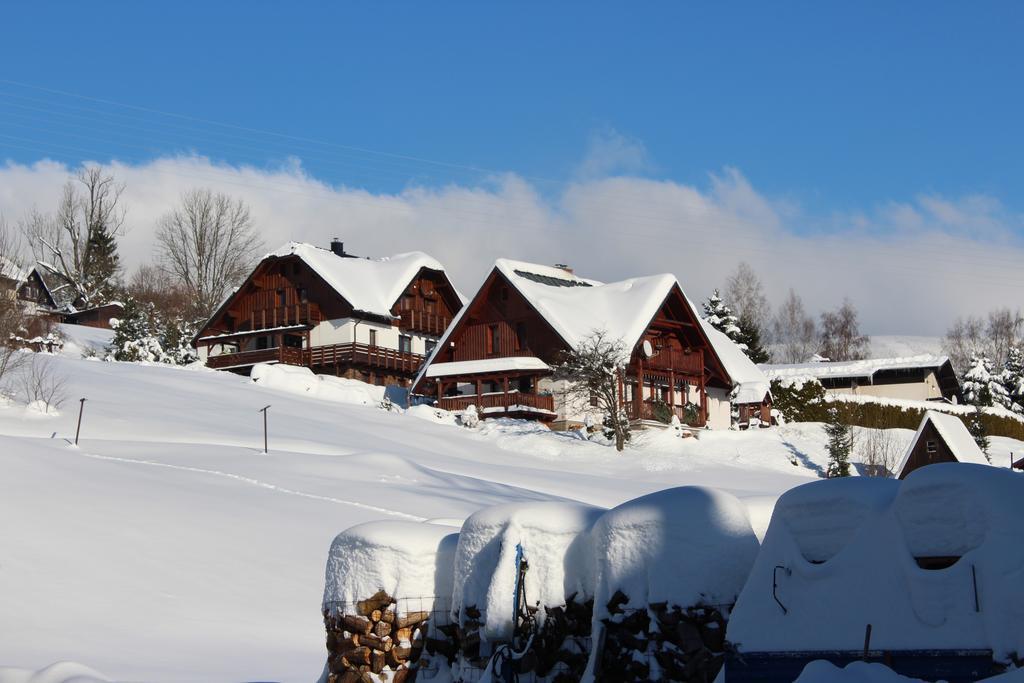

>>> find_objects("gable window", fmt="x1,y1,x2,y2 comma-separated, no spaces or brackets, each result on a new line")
515,322,527,351
399,335,413,354
487,325,499,354
298,288,307,303
278,289,286,307
926,440,937,454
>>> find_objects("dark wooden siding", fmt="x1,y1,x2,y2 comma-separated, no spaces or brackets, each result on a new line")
898,421,957,479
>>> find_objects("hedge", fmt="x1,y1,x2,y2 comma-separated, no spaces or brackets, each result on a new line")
770,378,1024,441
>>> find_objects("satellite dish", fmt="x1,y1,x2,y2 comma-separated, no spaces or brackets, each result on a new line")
642,340,654,358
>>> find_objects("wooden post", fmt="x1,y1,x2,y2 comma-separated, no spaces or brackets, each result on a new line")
476,378,482,400
74,398,87,445
259,405,271,454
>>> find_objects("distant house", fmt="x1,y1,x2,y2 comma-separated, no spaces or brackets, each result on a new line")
411,259,770,430
1,259,122,329
193,241,463,386
894,410,990,479
760,355,962,404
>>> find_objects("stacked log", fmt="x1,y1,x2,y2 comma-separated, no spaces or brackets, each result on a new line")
323,590,430,683
596,590,729,683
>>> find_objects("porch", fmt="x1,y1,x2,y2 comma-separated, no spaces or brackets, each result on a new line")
206,346,305,370
437,391,556,419
203,340,424,377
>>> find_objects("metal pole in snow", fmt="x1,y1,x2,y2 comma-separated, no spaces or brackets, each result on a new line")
74,398,87,445
259,405,271,454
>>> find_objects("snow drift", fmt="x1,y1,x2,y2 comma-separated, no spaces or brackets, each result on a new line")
251,362,385,406
727,464,1024,664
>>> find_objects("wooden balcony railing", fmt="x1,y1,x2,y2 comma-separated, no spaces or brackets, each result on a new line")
247,303,321,331
624,400,704,427
397,308,450,337
206,346,304,369
437,391,555,416
641,348,703,375
306,342,425,374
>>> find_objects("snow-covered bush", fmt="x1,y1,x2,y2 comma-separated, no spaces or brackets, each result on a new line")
458,404,480,428
106,297,199,365
963,355,1009,408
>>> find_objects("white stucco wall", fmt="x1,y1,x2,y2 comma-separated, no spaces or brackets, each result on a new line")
824,370,942,402
311,318,439,355
705,386,733,430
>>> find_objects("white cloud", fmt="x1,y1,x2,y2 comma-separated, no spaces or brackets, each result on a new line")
573,128,652,180
1,154,1022,337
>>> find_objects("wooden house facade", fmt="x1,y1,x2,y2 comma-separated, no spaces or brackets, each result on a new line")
194,241,462,385
412,260,770,430
894,410,990,479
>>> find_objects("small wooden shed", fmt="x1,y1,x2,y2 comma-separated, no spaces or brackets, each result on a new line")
894,410,989,479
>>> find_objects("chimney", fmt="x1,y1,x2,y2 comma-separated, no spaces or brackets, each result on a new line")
554,263,573,275
330,239,346,257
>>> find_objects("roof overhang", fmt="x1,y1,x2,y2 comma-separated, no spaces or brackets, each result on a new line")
425,356,550,378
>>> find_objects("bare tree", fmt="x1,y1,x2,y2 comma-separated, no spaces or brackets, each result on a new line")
21,166,126,306
819,299,869,362
0,217,28,387
18,354,67,413
943,316,986,376
857,428,901,477
156,189,264,318
726,261,772,342
127,264,190,318
943,309,1024,375
772,289,818,363
551,330,631,451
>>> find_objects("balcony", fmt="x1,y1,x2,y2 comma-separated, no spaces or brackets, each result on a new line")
437,391,555,419
306,342,425,375
246,303,321,331
206,346,304,370
641,347,703,375
397,308,450,337
624,400,705,427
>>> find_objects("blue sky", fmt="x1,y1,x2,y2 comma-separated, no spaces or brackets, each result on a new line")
2,2,1022,210
1,3,1023,334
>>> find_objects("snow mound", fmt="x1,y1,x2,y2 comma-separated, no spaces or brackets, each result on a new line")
794,660,926,682
589,486,759,616
57,324,114,359
451,501,604,640
23,399,61,418
251,363,385,406
322,520,459,615
728,464,1024,663
0,662,110,683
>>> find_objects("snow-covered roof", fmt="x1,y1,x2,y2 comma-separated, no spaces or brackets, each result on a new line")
269,242,458,319
761,355,952,382
893,410,990,476
413,258,770,400
696,314,771,404
0,255,25,283
425,356,549,378
494,258,677,355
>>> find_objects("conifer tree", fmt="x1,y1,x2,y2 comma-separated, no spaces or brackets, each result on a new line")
736,312,771,363
963,355,1009,408
108,298,162,363
824,406,852,478
702,289,746,350
1000,346,1024,414
969,406,991,458
83,223,121,303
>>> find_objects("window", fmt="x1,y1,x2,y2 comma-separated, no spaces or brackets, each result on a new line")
926,440,937,454
277,289,286,307
256,336,269,350
399,335,412,354
487,325,499,354
425,340,437,356
515,322,527,351
368,329,377,347
298,288,307,303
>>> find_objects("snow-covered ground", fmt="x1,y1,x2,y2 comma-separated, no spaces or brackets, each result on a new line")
0,331,1019,682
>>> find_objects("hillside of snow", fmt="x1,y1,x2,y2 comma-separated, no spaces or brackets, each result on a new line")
868,335,943,358
0,334,1019,682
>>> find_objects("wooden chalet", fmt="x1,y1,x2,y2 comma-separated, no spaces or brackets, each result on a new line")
194,241,463,385
1,259,122,329
893,410,990,479
412,259,770,429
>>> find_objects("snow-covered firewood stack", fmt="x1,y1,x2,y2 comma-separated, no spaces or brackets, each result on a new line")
586,487,760,682
449,502,604,681
323,590,429,682
320,520,460,683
